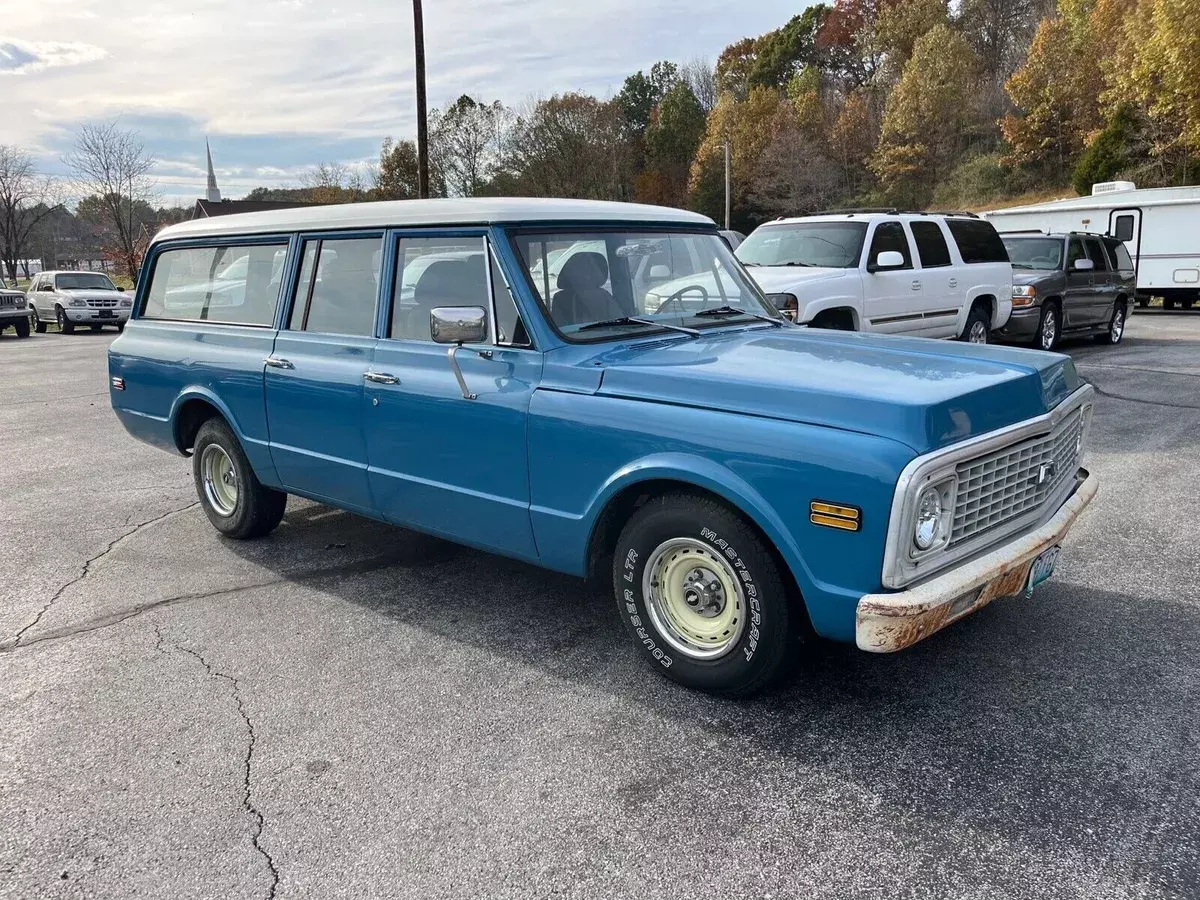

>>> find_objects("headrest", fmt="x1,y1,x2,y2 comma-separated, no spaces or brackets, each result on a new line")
557,252,609,291
414,260,476,303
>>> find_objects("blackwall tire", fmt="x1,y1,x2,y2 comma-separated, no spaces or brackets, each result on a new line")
192,418,288,539
613,493,796,697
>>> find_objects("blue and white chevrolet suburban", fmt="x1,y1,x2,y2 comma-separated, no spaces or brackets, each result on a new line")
109,198,1097,696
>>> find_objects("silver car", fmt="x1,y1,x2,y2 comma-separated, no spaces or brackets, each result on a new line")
27,271,132,334
0,287,32,338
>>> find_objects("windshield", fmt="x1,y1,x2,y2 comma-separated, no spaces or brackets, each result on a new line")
512,230,780,341
1002,237,1064,271
56,273,117,291
736,222,867,269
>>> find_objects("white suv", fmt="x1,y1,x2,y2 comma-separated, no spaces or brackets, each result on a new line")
27,271,132,334
735,212,1013,342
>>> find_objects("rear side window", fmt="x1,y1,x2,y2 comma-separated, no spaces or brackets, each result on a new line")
945,219,1008,264
1084,237,1110,271
910,221,953,268
867,222,913,269
290,236,382,337
143,242,289,325
1106,239,1134,271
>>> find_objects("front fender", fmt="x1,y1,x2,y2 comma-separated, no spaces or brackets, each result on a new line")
584,452,819,591
796,292,862,326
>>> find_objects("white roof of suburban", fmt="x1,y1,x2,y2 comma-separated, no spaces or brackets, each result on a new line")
156,197,714,242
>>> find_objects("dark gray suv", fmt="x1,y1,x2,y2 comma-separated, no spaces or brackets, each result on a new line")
996,232,1135,350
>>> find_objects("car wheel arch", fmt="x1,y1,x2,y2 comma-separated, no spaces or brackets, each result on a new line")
582,460,817,630
170,390,243,456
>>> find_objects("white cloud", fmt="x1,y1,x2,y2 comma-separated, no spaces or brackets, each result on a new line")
6,0,808,200
0,38,108,75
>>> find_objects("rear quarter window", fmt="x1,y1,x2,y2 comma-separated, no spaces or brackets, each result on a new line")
946,220,1009,264
142,242,289,325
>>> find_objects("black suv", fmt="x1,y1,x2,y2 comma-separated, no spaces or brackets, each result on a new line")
996,232,1136,350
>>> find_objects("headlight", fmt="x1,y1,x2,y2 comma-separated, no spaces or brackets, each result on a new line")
1012,285,1037,307
119,297,133,308
766,293,799,321
911,478,956,554
643,292,662,313
69,298,88,307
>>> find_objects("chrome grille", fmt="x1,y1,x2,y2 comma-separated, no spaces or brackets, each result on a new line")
86,297,118,308
949,408,1084,546
0,295,20,307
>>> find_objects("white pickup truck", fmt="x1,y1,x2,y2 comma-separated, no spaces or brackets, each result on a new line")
734,211,1013,343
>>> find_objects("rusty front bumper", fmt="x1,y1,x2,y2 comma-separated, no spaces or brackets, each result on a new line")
856,468,1098,653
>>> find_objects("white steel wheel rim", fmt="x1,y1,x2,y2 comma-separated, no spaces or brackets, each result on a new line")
969,320,988,343
1111,308,1124,341
201,444,238,517
1041,311,1056,350
642,538,746,660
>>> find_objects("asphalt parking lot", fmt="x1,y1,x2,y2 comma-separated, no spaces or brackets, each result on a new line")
1,312,1198,900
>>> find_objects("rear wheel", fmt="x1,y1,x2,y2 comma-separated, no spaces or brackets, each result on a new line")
56,307,74,334
960,303,990,344
1095,300,1127,345
613,493,796,697
192,418,288,539
1034,303,1060,351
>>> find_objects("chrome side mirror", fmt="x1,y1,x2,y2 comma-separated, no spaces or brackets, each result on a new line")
430,306,488,400
1072,258,1095,272
430,306,488,345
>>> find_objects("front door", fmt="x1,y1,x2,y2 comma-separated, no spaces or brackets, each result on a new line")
264,233,384,513
862,221,923,333
1063,237,1095,331
1083,235,1116,325
364,233,541,558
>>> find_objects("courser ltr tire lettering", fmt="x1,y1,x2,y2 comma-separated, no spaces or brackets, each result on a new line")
613,493,796,697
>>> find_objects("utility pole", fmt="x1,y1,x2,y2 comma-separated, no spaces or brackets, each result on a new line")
723,141,731,230
413,0,430,199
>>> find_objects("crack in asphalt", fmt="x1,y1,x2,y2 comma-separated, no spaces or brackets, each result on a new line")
153,625,279,900
0,551,411,656
5,501,200,649
1087,381,1200,410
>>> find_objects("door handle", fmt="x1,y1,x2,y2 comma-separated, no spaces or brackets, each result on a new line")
363,371,400,385
911,280,922,291
264,356,294,369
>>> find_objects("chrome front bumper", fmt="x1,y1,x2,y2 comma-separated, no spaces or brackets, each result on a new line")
856,468,1098,653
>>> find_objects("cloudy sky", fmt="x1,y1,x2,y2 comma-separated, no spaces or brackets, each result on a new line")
4,0,807,206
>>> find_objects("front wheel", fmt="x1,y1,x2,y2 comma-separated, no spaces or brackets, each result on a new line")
32,307,46,333
14,315,30,338
1034,303,1059,351
960,304,990,344
56,307,74,334
613,493,796,697
192,418,288,539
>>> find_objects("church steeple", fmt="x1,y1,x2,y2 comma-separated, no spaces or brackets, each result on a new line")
205,139,222,203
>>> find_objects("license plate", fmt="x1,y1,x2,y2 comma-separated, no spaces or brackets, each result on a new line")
97,310,115,318
1026,546,1060,597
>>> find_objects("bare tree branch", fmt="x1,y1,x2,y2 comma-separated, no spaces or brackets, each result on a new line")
0,146,65,285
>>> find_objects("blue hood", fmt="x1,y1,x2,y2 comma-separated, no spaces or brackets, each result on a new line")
587,328,1079,453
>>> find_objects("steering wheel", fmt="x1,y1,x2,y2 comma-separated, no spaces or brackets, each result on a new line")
654,284,710,315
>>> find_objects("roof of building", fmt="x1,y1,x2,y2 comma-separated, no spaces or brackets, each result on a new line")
163,197,714,241
191,198,317,219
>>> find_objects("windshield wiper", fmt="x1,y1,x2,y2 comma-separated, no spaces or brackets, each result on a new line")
692,305,785,327
780,261,814,267
740,261,762,267
576,316,700,337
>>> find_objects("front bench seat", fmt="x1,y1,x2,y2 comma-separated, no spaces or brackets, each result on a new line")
551,252,623,329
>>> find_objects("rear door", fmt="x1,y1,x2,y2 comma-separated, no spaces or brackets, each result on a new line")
908,220,960,337
263,233,383,513
861,221,922,333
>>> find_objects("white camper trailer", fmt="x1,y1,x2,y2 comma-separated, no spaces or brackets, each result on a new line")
984,182,1200,309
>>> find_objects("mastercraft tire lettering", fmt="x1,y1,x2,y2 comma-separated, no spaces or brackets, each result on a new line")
613,493,794,697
